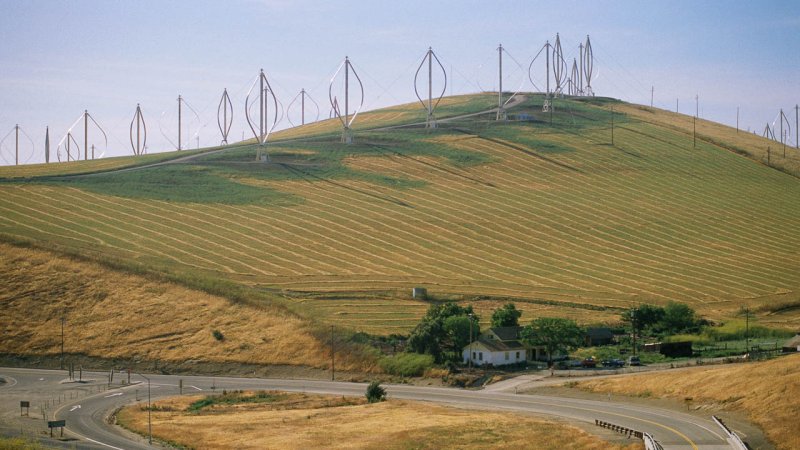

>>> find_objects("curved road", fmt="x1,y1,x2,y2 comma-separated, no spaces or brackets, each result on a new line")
0,367,733,450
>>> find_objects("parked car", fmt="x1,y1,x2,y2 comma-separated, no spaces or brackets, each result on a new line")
628,355,642,366
581,357,597,368
601,358,625,368
555,359,583,370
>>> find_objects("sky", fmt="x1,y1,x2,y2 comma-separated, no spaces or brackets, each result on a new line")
0,0,798,165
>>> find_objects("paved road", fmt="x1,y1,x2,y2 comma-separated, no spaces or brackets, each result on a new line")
1,367,734,450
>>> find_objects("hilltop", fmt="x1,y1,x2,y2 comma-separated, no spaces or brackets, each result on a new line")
1,92,799,370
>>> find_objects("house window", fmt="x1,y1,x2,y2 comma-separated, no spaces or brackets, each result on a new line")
516,351,520,359
472,352,476,360
505,352,509,360
478,352,483,361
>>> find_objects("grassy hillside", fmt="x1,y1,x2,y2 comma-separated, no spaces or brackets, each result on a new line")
0,242,372,372
1,93,799,338
118,392,642,450
574,353,800,450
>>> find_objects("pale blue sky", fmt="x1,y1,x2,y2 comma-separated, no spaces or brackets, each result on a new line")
1,0,798,163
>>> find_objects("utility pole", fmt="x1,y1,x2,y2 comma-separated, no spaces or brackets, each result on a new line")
695,94,699,118
468,313,474,370
139,373,152,445
736,107,739,133
780,109,786,157
14,124,19,165
330,325,335,381
693,116,696,149
611,105,614,146
676,98,679,113
744,307,750,354
60,314,65,370
796,104,799,149
650,86,654,108
631,308,637,356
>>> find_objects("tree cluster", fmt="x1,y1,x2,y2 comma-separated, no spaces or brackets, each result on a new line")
407,303,478,363
621,301,701,336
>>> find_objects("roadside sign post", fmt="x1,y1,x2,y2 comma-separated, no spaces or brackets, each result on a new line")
20,401,29,416
48,419,65,437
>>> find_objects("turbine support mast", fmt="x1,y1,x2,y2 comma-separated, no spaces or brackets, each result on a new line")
217,88,233,145
329,56,364,144
413,47,447,128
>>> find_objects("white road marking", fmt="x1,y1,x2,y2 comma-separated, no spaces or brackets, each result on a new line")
0,375,18,388
85,437,125,450
69,405,81,412
189,385,203,391
104,392,123,398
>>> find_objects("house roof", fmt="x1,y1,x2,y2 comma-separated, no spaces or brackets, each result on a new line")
783,335,800,348
469,337,526,352
586,327,614,340
490,326,523,341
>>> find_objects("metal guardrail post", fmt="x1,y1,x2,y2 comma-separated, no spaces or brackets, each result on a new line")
712,415,748,450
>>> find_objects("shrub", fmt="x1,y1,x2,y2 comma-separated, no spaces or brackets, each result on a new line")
379,353,434,377
212,329,224,341
365,381,386,403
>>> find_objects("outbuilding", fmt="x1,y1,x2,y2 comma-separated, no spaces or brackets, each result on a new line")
782,334,800,353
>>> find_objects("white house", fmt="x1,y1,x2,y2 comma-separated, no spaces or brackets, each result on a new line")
462,326,551,367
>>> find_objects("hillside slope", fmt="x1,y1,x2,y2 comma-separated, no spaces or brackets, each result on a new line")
1,93,799,337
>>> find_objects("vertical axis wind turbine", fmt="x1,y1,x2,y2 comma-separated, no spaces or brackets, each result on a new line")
56,111,108,162
494,44,526,120
217,88,233,145
130,104,147,156
329,56,364,144
287,89,321,127
0,125,35,166
552,33,567,97
414,47,447,128
245,69,280,161
583,35,594,96
528,39,553,111
160,95,202,151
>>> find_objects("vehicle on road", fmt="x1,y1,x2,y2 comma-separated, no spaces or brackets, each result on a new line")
628,355,642,366
601,359,625,368
581,357,597,368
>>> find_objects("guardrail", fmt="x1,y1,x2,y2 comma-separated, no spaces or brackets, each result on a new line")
595,420,666,450
595,419,643,438
713,415,748,450
643,432,664,450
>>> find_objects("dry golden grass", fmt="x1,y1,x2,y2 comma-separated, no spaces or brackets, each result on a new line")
118,392,642,450
574,353,800,450
0,242,371,371
617,103,800,176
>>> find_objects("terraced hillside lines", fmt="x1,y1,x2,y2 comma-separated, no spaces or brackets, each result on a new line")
271,94,498,141
2,94,800,337
0,147,212,179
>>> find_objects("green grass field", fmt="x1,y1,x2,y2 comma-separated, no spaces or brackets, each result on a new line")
2,93,799,335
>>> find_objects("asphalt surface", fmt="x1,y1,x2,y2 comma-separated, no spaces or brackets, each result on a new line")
0,367,735,450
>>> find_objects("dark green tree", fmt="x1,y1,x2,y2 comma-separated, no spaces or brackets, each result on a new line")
491,303,522,327
621,304,665,335
520,317,584,366
365,381,387,403
443,315,473,358
661,301,697,334
407,303,478,363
